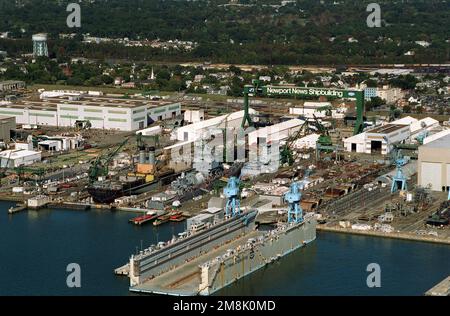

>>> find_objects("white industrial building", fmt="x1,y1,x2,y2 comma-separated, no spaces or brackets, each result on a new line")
248,119,304,146
344,124,410,155
0,80,26,92
136,125,162,137
0,149,42,168
391,116,439,140
344,116,440,155
184,109,204,124
423,129,450,145
291,133,321,149
38,140,61,152
0,94,181,132
289,102,331,119
0,115,15,143
289,102,347,119
173,109,257,142
418,134,450,192
376,86,405,104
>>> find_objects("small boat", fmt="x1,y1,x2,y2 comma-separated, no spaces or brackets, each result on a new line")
169,211,184,222
153,214,171,226
129,212,157,225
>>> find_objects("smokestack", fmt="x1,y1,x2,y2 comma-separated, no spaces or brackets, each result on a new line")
148,147,155,164
139,150,146,164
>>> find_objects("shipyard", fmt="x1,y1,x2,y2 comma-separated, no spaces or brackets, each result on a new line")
1,64,450,297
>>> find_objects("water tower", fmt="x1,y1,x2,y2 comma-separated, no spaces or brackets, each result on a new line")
32,33,48,57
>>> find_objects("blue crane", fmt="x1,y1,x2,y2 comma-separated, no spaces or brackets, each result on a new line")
391,149,408,193
224,176,241,217
284,170,310,224
415,130,429,145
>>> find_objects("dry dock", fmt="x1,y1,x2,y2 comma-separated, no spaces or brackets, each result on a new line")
131,230,261,296
114,264,130,276
425,276,450,296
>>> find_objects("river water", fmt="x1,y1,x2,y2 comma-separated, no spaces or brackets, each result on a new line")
1,201,449,296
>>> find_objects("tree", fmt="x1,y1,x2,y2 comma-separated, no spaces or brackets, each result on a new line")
389,75,418,90
101,75,114,85
402,105,412,113
365,79,378,88
365,96,385,110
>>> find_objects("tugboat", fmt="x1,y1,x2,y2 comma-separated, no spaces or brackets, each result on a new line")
153,214,171,226
169,211,184,222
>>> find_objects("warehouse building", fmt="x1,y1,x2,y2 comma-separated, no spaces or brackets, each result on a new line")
344,116,440,155
392,116,439,140
248,119,304,146
173,109,257,142
423,129,450,145
0,115,15,142
0,149,42,168
0,80,25,92
0,95,181,131
418,134,450,192
184,109,204,123
344,124,410,155
291,133,320,149
289,102,332,119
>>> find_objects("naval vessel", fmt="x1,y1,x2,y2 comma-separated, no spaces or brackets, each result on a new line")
118,208,316,295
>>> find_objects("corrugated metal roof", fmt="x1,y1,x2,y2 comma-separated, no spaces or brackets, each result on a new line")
392,116,418,125
343,132,366,143
423,134,450,149
423,129,450,144
250,118,304,137
176,109,257,133
0,149,41,159
410,117,439,133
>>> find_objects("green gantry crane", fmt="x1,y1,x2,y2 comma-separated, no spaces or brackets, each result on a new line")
280,119,314,166
242,80,365,135
312,114,333,147
88,137,129,183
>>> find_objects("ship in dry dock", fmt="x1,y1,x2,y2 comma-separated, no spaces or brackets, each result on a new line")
117,175,316,295
88,169,178,204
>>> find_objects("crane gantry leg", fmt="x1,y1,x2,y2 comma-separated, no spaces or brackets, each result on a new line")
224,176,241,217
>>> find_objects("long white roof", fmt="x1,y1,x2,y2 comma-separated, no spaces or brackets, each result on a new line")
392,116,439,134
423,133,450,149
176,109,257,132
343,132,366,144
252,119,304,136
0,149,41,159
410,117,439,134
423,129,450,145
392,116,418,125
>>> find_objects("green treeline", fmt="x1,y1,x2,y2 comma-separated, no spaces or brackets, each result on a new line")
0,0,448,64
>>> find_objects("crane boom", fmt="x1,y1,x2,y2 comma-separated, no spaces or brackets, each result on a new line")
88,137,130,183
